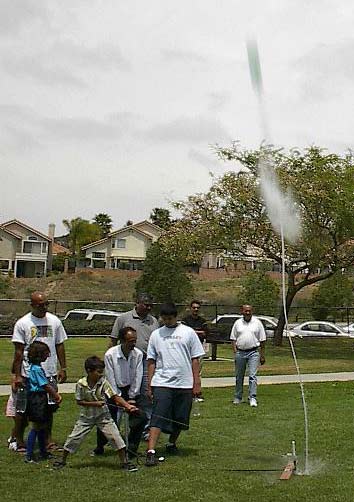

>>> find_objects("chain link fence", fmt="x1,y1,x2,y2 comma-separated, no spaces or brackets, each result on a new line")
1,298,354,338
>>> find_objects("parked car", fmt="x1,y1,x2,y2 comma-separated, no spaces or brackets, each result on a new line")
291,321,353,338
339,322,354,334
63,309,123,322
211,314,294,338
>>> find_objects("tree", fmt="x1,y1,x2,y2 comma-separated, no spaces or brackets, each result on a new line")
135,241,193,303
162,144,354,344
93,213,113,237
150,207,173,230
62,217,101,256
311,273,353,321
239,269,280,316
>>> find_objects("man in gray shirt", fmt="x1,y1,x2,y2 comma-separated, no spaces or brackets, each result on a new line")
110,293,159,436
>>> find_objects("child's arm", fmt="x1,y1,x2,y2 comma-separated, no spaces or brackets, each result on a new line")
76,400,105,407
112,394,138,414
43,384,62,404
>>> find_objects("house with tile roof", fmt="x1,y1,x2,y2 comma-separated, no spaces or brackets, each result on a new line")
0,220,52,277
81,220,162,270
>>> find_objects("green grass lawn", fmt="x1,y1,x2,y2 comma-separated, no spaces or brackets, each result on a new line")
1,337,354,384
1,383,354,502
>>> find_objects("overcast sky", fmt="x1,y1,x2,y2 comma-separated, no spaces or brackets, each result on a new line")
1,0,353,235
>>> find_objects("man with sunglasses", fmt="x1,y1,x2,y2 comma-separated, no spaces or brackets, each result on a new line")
11,291,68,452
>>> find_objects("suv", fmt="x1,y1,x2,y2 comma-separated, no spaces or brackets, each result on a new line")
63,309,123,322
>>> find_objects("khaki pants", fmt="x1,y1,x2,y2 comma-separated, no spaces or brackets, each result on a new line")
64,413,125,453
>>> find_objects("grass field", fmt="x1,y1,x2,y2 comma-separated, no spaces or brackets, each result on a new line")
1,337,354,384
1,383,354,502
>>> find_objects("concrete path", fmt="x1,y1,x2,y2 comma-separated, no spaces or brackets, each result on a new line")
1,371,354,396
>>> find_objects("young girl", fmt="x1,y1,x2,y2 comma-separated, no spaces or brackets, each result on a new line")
25,341,62,463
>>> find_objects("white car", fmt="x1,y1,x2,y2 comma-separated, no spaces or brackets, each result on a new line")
291,321,353,338
340,322,354,334
211,314,294,338
63,309,122,322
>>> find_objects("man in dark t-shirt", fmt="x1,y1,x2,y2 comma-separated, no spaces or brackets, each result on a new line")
182,300,209,402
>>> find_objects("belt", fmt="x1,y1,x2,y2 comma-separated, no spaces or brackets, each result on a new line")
237,346,258,352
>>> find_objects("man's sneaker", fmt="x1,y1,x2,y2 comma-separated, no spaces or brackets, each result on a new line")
121,462,138,472
233,398,242,405
90,448,104,457
165,443,179,455
24,457,38,464
249,398,258,407
145,450,158,467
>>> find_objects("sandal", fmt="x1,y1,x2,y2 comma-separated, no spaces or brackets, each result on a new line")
47,443,64,452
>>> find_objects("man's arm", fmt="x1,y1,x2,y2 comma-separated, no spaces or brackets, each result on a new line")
12,342,25,388
259,340,266,365
191,357,201,397
129,352,143,399
109,316,124,347
147,359,156,400
56,343,67,383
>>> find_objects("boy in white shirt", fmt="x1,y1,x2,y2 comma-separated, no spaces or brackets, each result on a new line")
145,303,204,467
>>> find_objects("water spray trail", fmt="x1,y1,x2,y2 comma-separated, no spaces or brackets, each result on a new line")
280,226,309,475
247,38,309,474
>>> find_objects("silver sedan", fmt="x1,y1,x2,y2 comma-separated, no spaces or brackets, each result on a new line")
291,321,353,338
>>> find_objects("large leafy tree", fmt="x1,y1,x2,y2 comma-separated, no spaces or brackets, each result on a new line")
62,217,101,256
93,213,113,237
311,272,353,321
162,144,354,344
150,207,173,230
135,241,193,303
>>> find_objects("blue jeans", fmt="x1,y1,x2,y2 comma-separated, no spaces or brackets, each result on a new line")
234,349,260,400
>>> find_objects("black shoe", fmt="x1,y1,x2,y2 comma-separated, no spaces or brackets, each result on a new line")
145,451,158,467
90,447,104,457
24,457,38,464
121,462,138,472
165,443,179,455
39,452,54,461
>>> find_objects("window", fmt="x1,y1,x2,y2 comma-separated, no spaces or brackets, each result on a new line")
91,314,118,322
66,312,88,320
92,252,105,258
112,238,126,249
23,241,42,254
41,242,47,254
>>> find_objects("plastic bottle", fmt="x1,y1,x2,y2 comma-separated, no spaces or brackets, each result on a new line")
16,386,27,414
192,397,201,417
47,376,58,405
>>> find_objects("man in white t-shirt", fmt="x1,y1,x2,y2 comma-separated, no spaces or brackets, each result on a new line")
145,303,205,467
11,291,68,451
230,304,266,408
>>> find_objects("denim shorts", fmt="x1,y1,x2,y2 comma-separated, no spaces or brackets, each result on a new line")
150,387,193,434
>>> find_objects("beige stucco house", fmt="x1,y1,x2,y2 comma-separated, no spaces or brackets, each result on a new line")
81,221,162,270
0,220,52,277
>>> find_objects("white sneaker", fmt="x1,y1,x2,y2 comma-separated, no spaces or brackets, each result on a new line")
233,398,242,405
249,398,258,407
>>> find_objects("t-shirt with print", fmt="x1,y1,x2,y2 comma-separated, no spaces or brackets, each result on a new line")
12,312,67,377
147,323,205,389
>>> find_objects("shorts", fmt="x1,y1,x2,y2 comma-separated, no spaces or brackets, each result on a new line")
5,393,16,418
26,392,51,424
150,387,193,434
